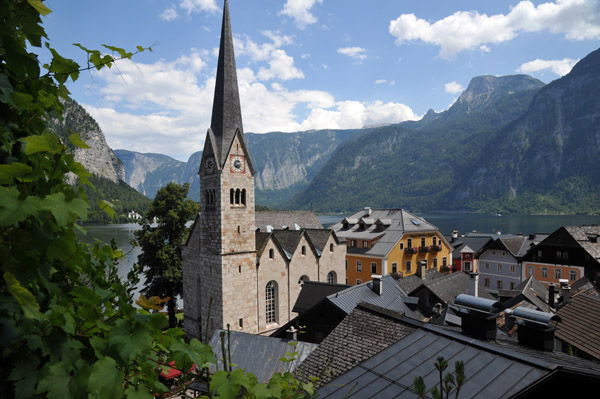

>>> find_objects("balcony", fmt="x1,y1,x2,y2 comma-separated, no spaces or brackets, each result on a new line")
431,245,442,252
419,246,431,253
404,247,418,255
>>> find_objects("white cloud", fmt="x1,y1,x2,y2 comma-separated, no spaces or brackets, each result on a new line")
161,0,219,21
389,0,600,59
517,57,579,76
160,7,178,21
480,45,491,53
257,49,305,80
235,31,304,81
444,81,465,94
338,46,368,61
82,49,417,160
374,79,395,86
279,0,323,28
179,0,219,14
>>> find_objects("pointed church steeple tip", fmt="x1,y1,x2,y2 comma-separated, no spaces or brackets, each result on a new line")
210,0,244,166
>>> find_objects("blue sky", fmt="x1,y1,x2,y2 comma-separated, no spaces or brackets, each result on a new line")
41,0,600,161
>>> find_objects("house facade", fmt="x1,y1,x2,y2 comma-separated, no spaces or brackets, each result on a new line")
478,235,546,293
522,226,600,287
331,208,452,285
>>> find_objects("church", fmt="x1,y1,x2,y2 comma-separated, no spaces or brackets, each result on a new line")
182,0,346,341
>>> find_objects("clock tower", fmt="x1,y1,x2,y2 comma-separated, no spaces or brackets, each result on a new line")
184,0,258,340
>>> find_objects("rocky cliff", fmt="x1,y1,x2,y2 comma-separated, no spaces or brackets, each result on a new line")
50,100,125,184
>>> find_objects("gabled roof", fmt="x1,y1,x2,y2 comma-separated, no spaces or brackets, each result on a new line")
402,271,494,303
208,329,317,383
294,303,416,388
564,225,600,261
555,293,600,361
501,276,552,313
395,269,444,294
316,321,600,398
255,211,323,232
293,281,349,314
326,275,422,319
332,209,447,257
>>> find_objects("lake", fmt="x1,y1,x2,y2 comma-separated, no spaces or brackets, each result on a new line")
81,214,600,298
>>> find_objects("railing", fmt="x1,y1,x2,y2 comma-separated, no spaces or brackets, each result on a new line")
431,245,442,252
419,246,431,253
404,247,418,254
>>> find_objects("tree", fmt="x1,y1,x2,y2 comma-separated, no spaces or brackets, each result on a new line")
135,182,198,328
0,1,213,398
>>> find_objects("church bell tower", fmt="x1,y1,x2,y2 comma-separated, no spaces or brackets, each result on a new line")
183,0,258,340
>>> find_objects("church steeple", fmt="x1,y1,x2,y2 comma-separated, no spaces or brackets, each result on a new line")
210,0,244,167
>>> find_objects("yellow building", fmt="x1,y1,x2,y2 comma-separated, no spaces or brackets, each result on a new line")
331,208,452,285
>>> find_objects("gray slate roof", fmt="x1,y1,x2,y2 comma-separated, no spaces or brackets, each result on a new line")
293,281,350,314
255,211,323,231
294,303,416,388
327,275,422,319
564,225,600,261
316,322,600,398
395,269,444,294
501,276,552,313
208,330,318,383
555,292,600,361
331,208,447,257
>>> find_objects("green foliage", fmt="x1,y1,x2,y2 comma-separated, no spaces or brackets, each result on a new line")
135,182,197,328
413,357,466,399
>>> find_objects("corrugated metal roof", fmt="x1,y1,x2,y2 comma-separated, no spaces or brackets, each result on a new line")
316,328,550,399
208,330,318,383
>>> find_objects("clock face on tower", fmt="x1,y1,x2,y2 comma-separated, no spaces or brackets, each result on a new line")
230,155,245,173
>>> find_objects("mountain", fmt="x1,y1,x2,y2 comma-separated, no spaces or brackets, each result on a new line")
117,128,371,206
49,100,126,183
284,74,546,213
114,150,187,199
448,47,600,214
48,99,151,222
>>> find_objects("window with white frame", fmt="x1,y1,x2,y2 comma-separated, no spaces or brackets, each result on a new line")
327,271,337,284
371,262,377,274
463,261,471,271
356,260,362,272
569,270,577,280
554,269,561,279
265,281,277,324
406,261,412,272
392,263,397,273
497,280,503,289
542,268,548,278
356,279,362,285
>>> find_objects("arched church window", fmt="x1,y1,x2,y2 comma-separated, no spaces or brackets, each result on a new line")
301,245,306,256
241,189,246,206
235,189,240,204
230,189,234,205
298,275,310,286
269,249,274,259
266,281,277,324
330,243,334,253
327,271,337,284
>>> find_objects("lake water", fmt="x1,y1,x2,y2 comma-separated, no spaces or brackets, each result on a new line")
81,214,600,298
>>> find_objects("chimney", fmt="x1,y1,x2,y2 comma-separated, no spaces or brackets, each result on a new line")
548,284,556,310
364,207,372,216
417,260,427,279
468,273,479,297
285,326,298,341
509,307,561,351
371,275,383,295
559,279,570,307
455,294,502,340
529,234,536,240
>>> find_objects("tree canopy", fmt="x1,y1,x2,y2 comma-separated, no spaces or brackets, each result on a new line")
135,182,198,328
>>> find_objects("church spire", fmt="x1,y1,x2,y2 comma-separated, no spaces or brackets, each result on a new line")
210,0,244,167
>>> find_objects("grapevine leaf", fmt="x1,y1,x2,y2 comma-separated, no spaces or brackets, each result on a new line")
36,363,75,399
27,0,52,16
210,369,251,399
4,272,43,319
21,133,62,155
68,132,91,149
43,193,88,226
125,385,152,399
135,294,169,311
89,357,124,399
98,199,116,219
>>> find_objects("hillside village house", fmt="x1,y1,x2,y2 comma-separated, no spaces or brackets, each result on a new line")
331,208,452,284
181,1,345,341
522,226,600,287
478,234,547,293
